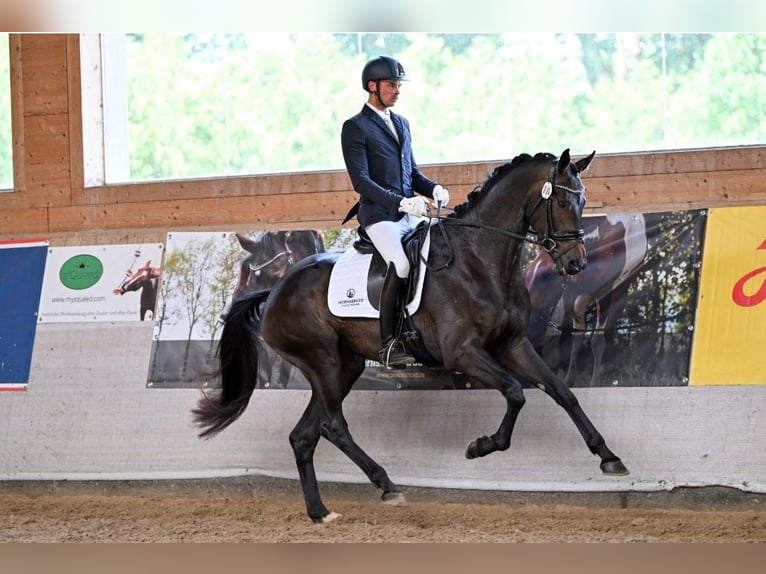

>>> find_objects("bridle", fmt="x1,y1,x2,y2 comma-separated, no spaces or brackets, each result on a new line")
248,249,293,278
247,233,295,281
427,162,585,270
526,164,585,262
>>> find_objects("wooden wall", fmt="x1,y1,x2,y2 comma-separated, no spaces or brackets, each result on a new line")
2,33,766,247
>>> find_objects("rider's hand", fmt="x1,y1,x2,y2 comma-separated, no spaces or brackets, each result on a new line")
432,184,450,207
399,196,429,217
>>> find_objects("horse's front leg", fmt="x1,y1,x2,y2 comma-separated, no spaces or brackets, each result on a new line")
504,337,629,476
447,344,527,459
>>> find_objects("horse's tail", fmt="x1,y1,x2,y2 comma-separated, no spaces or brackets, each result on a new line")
192,289,270,439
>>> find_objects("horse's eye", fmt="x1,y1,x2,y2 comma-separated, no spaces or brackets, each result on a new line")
557,199,568,209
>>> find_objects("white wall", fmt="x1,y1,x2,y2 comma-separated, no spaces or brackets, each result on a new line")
1,322,764,494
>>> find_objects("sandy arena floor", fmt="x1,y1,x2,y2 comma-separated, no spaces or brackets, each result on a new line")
2,477,765,543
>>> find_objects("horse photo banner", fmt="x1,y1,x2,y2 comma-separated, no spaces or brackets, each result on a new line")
148,230,328,388
523,209,706,388
38,243,164,323
690,205,766,386
148,212,709,391
0,239,48,390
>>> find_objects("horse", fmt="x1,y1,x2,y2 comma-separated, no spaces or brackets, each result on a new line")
232,230,325,299
113,260,161,321
525,214,647,387
231,230,325,388
193,149,629,523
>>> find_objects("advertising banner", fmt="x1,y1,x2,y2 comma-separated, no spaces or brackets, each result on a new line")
0,238,48,390
690,205,766,385
148,211,706,391
38,243,164,323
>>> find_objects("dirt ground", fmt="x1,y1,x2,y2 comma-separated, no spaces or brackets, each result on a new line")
2,477,766,543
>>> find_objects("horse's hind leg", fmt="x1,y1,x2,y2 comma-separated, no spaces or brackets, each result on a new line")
316,348,406,504
288,348,404,522
289,395,337,522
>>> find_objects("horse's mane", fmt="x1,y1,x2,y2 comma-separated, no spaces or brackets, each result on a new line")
450,152,556,218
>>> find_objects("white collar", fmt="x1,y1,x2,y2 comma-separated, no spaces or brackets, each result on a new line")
366,102,393,121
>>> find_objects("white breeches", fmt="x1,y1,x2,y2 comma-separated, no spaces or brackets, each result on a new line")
365,214,427,279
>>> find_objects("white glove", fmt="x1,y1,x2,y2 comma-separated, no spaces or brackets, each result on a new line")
399,196,429,217
432,184,450,207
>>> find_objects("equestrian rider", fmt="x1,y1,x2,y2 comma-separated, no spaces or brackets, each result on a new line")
341,55,450,369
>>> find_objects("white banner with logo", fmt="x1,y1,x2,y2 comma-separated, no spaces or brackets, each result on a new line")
38,243,165,323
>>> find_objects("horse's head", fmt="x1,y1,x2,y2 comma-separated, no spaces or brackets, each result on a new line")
118,260,158,293
233,230,326,299
527,148,594,276
233,231,293,298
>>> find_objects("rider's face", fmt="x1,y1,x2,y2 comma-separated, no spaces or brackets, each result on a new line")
371,79,401,109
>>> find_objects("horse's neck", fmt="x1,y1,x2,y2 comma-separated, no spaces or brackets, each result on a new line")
444,216,527,289
472,171,531,228
457,186,529,261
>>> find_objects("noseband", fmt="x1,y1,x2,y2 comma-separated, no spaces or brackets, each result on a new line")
248,249,292,278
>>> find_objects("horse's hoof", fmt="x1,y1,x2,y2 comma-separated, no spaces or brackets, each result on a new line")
465,435,491,459
601,458,630,475
319,511,342,523
382,491,408,507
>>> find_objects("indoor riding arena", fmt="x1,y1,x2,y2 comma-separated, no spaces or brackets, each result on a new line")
1,33,766,545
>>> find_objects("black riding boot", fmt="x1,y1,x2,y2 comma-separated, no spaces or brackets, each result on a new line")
379,263,416,369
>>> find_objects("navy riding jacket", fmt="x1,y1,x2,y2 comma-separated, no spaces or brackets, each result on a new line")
341,104,437,228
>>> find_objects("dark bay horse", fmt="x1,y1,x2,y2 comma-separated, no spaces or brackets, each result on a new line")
525,214,648,386
113,260,161,321
194,149,629,523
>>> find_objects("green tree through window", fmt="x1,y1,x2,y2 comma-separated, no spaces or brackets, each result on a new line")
98,33,766,184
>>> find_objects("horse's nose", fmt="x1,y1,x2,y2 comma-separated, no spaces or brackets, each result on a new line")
566,254,587,275
567,260,581,275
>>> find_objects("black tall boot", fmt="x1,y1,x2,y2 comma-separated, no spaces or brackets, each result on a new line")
378,263,416,369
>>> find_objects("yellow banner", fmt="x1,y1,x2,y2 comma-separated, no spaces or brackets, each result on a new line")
690,206,766,385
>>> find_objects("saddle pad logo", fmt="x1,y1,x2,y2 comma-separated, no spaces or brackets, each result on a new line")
338,286,365,309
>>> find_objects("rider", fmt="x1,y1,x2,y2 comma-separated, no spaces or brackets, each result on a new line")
341,55,450,369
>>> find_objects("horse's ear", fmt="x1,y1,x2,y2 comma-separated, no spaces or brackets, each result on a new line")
557,148,571,174
236,232,258,254
574,150,596,173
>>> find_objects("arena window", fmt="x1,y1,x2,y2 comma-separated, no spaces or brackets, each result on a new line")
86,32,766,186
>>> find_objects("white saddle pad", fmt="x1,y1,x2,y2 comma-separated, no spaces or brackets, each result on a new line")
328,231,431,318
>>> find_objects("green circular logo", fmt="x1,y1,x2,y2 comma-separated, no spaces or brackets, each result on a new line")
59,254,104,290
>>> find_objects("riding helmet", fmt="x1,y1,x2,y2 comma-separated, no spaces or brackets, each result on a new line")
361,56,408,91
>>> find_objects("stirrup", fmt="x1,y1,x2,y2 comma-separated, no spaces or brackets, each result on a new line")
379,340,416,370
